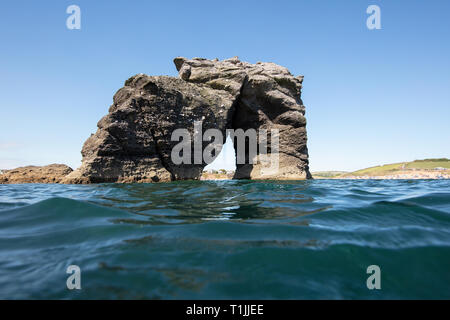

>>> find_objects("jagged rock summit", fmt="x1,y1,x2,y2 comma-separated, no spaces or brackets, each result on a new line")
63,57,311,184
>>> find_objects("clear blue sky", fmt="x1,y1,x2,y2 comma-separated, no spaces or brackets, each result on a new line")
1,0,449,172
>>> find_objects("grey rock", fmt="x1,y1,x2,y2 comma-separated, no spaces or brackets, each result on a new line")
175,56,311,180
0,164,73,184
64,57,310,183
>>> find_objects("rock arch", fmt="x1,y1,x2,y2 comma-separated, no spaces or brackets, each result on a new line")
64,57,311,183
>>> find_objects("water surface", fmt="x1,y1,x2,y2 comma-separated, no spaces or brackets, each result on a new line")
0,180,449,299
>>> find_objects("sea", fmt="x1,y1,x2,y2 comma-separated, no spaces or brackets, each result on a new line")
0,179,449,299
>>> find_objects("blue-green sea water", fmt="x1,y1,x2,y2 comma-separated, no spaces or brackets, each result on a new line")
0,180,449,299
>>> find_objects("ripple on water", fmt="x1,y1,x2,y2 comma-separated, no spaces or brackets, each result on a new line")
0,179,449,299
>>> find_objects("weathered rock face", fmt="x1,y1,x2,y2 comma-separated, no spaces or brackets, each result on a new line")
63,75,236,183
0,164,73,184
175,57,310,180
64,57,310,183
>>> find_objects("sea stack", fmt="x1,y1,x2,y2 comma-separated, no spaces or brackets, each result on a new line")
63,57,311,183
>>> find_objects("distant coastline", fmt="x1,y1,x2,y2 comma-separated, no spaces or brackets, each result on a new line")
312,158,450,180
1,158,450,184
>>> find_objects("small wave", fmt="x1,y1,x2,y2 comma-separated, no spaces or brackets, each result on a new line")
0,197,131,239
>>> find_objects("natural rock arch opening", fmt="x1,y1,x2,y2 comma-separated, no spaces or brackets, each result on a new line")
203,133,236,174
